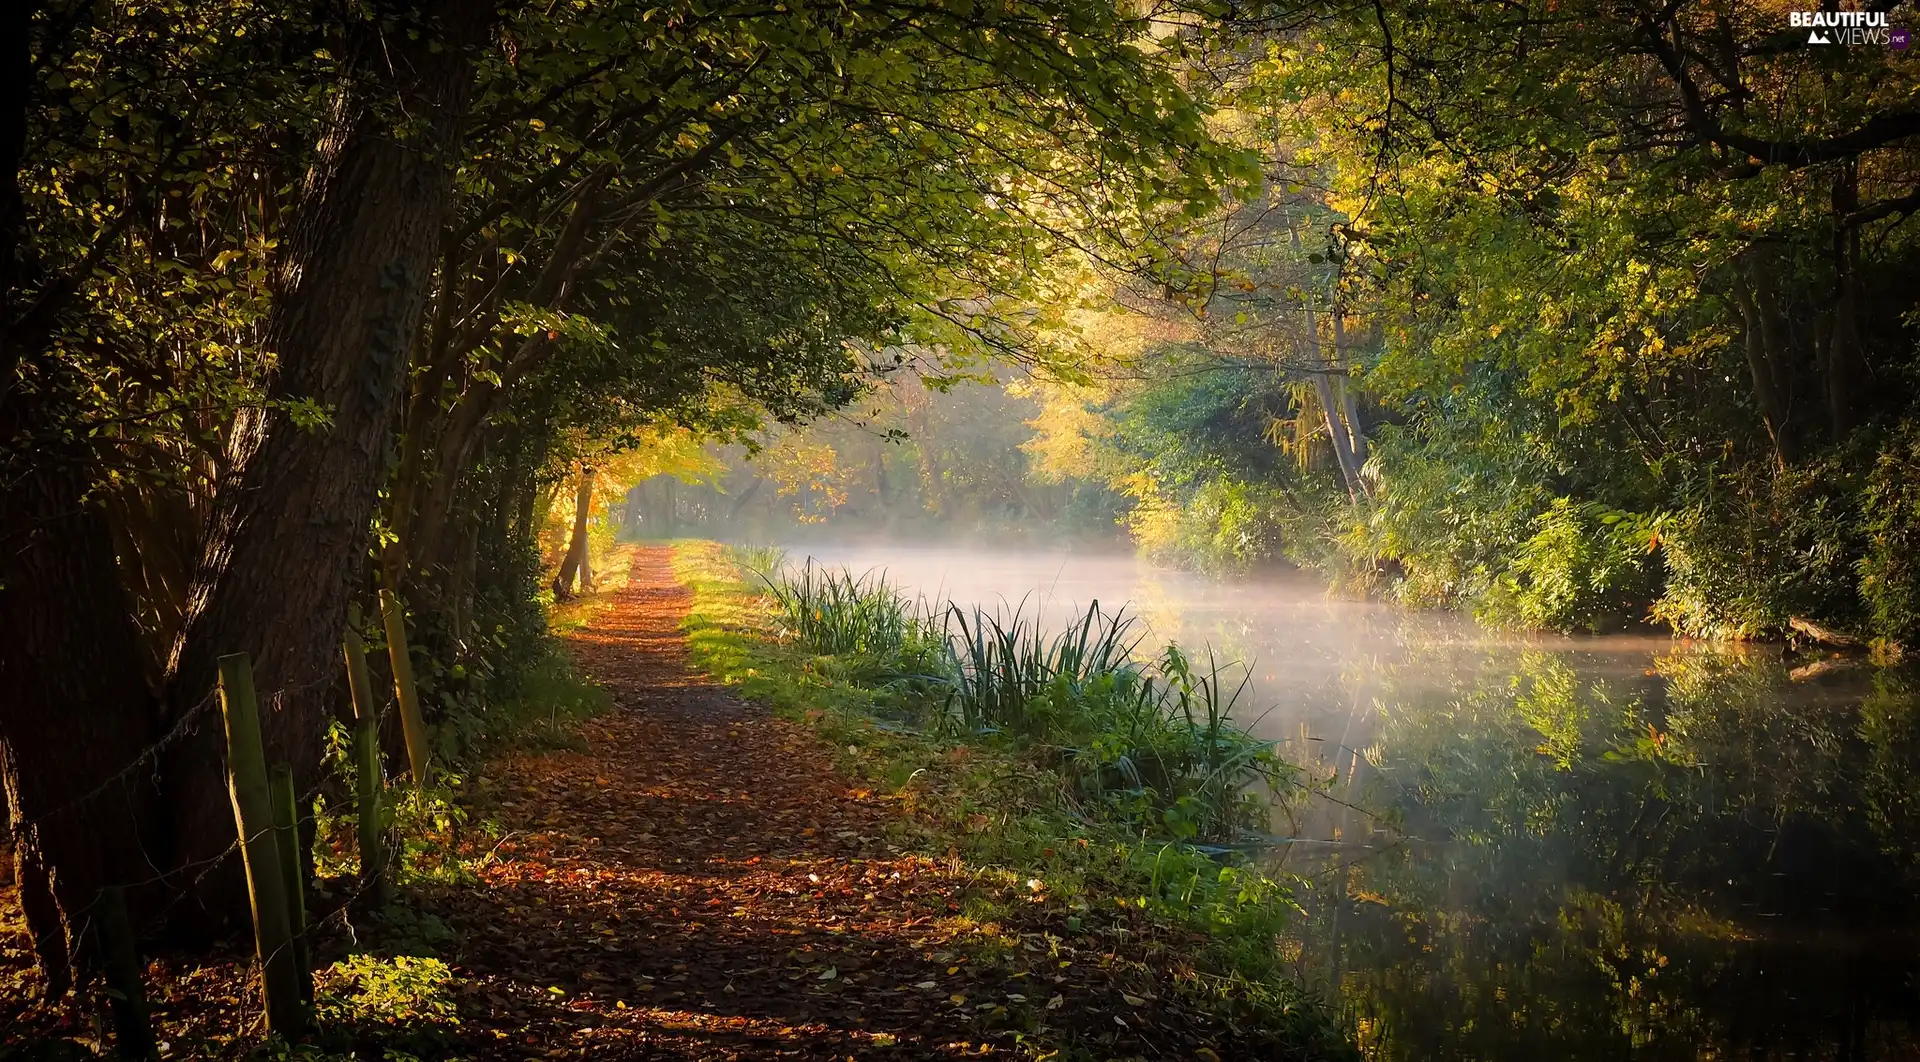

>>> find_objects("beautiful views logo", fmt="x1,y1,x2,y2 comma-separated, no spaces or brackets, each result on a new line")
1790,9,1900,46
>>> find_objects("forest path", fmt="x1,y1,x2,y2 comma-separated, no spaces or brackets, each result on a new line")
434,546,1082,1059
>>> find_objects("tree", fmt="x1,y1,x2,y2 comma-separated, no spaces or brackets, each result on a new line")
158,0,496,930
1,0,331,982
551,464,596,600
1194,0,1919,632
0,0,1253,984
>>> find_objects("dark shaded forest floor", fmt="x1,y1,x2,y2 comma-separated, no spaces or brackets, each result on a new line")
2,546,1283,1059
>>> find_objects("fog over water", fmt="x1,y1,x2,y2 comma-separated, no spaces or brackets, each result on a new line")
784,540,1696,751
781,539,1920,1061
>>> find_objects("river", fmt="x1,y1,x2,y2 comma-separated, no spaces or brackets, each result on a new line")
779,541,1920,1061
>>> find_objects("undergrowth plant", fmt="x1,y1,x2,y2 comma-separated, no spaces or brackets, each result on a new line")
311,548,611,916
729,544,1300,854
754,557,947,686
733,544,1302,844
940,598,1139,734
759,559,928,655
940,601,1292,843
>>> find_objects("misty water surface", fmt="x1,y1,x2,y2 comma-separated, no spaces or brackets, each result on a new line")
780,541,1920,1061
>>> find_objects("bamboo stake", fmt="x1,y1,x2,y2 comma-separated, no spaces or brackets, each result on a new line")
216,652,305,1037
378,589,432,786
268,764,312,1003
342,629,390,904
95,886,156,1060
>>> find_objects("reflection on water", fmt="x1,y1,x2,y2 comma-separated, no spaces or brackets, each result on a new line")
782,543,1920,1060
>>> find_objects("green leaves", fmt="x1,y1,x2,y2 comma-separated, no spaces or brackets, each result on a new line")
431,0,1249,483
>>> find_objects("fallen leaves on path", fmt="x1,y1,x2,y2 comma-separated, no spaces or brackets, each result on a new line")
424,546,1250,1059
1,547,1275,1059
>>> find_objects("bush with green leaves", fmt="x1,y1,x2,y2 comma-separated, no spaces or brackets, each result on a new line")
1330,420,1554,611
1860,425,1920,651
1475,500,1663,633
1651,456,1873,640
1105,365,1309,575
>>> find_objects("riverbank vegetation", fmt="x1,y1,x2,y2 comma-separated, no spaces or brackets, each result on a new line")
4,0,1917,1051
668,4,1920,652
671,540,1353,1057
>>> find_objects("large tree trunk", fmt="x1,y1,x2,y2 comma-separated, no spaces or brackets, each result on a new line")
0,456,162,995
1304,306,1365,501
157,5,486,936
1330,310,1369,480
1311,368,1363,501
402,376,503,579
1825,165,1863,442
0,1,164,992
551,465,595,599
514,476,542,551
1290,224,1368,503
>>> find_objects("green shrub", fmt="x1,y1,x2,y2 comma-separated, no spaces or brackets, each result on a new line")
1127,475,1293,574
1860,425,1920,649
317,953,460,1047
1653,457,1871,640
1476,499,1662,633
1332,423,1549,610
1650,507,1777,639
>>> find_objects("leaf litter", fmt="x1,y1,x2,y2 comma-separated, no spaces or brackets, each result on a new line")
424,547,1264,1058
0,547,1280,1059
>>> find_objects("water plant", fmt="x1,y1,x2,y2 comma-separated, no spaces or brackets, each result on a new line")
756,559,932,657
749,553,1294,845
939,598,1141,736
729,543,790,582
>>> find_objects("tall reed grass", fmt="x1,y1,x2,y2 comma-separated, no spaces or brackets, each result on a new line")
941,599,1139,734
941,602,1285,842
729,543,789,581
744,549,1293,844
744,552,942,669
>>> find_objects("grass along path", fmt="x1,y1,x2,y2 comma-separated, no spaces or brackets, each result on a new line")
1,542,1338,1058
425,544,1321,1060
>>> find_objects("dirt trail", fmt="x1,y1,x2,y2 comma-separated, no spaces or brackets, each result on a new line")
435,546,1119,1059
2,546,1287,1059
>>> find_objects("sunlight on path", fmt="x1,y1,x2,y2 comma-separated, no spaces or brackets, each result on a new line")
437,548,1089,1059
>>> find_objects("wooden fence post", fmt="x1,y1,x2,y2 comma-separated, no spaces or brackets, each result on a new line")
378,589,432,786
342,630,390,904
95,885,155,1060
268,764,312,1003
216,652,306,1037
